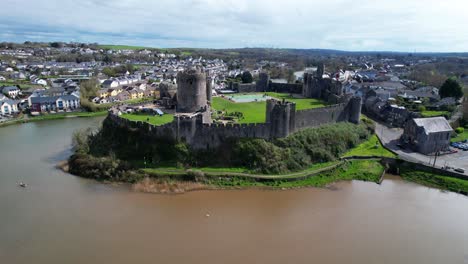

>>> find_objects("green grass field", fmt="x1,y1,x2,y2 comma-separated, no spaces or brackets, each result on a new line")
343,134,396,158
121,113,174,126
421,110,450,118
212,93,328,124
452,131,468,142
203,160,384,188
98,45,153,50
265,92,328,110
29,111,107,121
0,81,41,90
400,168,468,194
212,97,266,123
141,161,341,179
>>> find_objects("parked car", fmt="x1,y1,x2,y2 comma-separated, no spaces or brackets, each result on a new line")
454,168,465,173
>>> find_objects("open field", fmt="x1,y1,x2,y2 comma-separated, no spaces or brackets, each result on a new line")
400,168,468,194
121,113,174,126
212,97,266,123
343,134,396,158
142,161,342,179
98,45,154,50
0,111,108,127
451,131,468,142
212,92,328,124
0,81,42,90
201,160,384,188
29,111,107,121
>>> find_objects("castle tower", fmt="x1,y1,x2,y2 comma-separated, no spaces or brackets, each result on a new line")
176,67,207,113
206,76,212,103
266,99,296,138
303,72,322,99
316,63,324,78
348,96,362,124
256,72,270,92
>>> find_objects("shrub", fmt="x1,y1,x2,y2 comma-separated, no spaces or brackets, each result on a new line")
455,127,464,134
77,118,373,175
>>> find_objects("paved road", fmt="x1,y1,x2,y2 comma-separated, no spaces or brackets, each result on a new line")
375,122,468,175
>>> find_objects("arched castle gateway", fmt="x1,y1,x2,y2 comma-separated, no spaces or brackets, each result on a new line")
109,67,362,150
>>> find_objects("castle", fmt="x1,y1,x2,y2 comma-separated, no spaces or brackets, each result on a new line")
109,66,362,150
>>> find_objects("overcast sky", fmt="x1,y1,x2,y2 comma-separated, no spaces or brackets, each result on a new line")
1,0,467,52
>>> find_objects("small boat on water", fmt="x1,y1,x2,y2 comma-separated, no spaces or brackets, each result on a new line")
19,182,27,188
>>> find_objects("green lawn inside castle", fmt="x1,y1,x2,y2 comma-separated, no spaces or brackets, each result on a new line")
211,92,328,124
120,92,328,125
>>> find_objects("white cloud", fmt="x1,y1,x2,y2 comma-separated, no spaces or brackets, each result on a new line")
0,0,467,51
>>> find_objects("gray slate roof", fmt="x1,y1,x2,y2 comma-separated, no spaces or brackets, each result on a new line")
2,86,20,92
30,95,79,104
413,117,453,134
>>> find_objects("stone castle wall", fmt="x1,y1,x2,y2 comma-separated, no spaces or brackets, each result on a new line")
269,83,303,94
236,83,257,93
294,104,348,130
108,96,362,150
108,67,361,150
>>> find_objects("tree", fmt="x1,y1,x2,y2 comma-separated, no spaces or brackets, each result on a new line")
80,78,100,99
439,78,463,99
241,71,253,84
102,67,116,77
50,42,63,48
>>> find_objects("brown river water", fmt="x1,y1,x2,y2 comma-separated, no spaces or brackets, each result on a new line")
0,117,467,264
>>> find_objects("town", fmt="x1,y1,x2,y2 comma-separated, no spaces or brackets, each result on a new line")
2,1,468,263
1,42,468,177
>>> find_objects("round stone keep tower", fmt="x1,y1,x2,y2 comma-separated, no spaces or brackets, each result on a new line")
176,68,207,113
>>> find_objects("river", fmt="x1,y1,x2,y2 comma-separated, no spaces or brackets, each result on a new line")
0,117,467,264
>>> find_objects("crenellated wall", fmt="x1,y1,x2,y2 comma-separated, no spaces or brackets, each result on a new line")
108,96,362,150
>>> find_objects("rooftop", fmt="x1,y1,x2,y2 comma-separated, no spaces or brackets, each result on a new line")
413,117,453,134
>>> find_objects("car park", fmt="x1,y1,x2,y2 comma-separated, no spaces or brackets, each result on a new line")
451,141,468,151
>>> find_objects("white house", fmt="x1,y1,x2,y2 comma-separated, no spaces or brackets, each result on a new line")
35,79,48,86
2,86,20,98
102,79,119,88
0,99,19,115
135,83,147,91
117,77,129,86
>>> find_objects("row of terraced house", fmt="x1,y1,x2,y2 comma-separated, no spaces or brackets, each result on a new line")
92,80,158,104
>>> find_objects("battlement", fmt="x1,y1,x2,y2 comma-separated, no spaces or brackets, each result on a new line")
176,68,208,113
107,93,362,150
176,67,205,82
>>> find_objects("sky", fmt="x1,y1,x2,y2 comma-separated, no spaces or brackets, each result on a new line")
0,0,467,52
